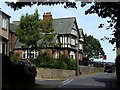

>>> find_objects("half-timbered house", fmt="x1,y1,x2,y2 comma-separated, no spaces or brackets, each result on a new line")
10,12,85,61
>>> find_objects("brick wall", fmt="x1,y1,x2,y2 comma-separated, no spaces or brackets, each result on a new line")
43,12,52,21
9,33,17,53
64,50,69,57
14,50,22,58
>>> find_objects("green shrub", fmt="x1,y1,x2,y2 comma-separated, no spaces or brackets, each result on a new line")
49,58,58,68
35,51,76,70
54,59,68,69
67,58,76,70
10,53,21,64
35,50,50,67
58,53,76,70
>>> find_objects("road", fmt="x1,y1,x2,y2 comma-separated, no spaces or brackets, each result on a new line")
35,72,119,89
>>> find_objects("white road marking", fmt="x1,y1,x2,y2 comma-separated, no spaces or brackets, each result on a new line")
62,79,70,83
59,79,73,87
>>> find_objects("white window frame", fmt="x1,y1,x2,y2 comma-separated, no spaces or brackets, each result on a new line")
22,50,38,59
2,18,7,29
71,38,75,45
79,43,83,50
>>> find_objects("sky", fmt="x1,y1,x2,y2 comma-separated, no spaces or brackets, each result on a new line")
0,1,116,62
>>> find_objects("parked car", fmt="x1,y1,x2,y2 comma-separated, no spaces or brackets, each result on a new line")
2,54,37,88
104,62,116,73
19,59,37,77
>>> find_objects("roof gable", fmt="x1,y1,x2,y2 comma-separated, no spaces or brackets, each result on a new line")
52,17,75,34
79,28,85,42
0,10,11,18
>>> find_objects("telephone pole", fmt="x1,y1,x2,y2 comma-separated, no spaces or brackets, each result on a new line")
76,32,79,76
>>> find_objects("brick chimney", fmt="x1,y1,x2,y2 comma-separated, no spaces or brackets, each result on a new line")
43,12,52,21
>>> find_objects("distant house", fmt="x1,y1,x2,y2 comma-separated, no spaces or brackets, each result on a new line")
10,12,85,61
9,23,17,55
0,10,10,56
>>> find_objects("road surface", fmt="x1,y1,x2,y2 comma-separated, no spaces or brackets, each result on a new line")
35,72,119,89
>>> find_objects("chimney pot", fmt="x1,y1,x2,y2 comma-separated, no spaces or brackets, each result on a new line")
43,12,52,21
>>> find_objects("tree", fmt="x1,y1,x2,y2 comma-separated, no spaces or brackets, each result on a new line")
38,19,57,48
80,2,120,53
5,2,77,11
16,9,41,50
83,34,105,61
16,9,56,58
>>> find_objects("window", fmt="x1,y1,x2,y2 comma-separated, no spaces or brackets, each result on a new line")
71,38,75,45
68,37,70,44
23,52,26,59
28,51,34,58
64,37,67,43
79,43,83,50
70,55,73,58
60,37,62,44
22,50,38,59
52,50,58,58
2,18,7,29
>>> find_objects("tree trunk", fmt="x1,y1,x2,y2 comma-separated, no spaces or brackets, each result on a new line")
116,5,120,56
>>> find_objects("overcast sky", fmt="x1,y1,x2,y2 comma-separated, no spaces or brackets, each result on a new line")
1,1,116,62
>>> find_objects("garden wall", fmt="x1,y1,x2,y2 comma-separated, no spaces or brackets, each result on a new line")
79,65,104,75
36,67,75,79
36,66,103,79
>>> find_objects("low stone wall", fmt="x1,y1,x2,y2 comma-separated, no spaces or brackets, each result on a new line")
80,66,104,75
36,67,75,79
36,66,103,79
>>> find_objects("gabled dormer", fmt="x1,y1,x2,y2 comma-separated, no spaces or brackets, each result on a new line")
71,21,78,37
52,17,84,51
79,28,85,43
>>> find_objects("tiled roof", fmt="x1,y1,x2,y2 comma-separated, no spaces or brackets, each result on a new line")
12,17,78,49
14,39,25,49
11,17,75,34
52,17,75,34
10,24,17,33
12,21,20,25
